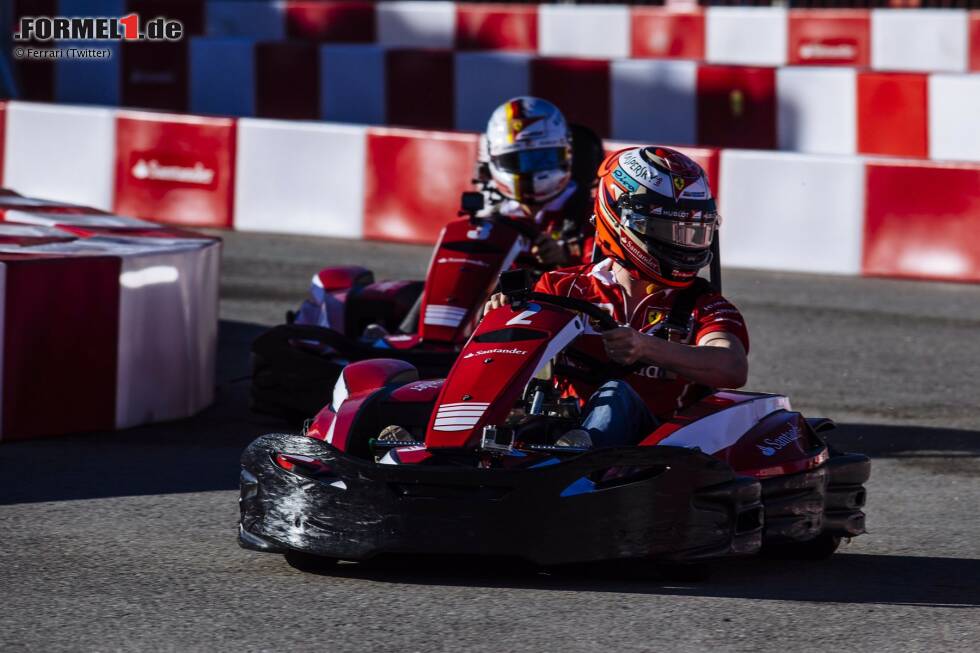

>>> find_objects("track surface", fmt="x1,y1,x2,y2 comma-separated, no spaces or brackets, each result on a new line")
2,232,979,652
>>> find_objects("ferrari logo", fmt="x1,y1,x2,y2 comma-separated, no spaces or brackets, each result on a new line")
645,309,665,328
672,176,685,192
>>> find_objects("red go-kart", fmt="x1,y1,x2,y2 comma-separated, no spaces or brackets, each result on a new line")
239,270,870,567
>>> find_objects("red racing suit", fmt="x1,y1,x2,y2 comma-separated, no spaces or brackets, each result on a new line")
488,180,595,266
535,259,750,418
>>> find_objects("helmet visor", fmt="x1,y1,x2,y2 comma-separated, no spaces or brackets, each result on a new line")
622,209,717,250
492,147,568,174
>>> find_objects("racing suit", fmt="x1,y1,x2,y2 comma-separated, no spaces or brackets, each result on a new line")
535,259,750,442
484,180,595,266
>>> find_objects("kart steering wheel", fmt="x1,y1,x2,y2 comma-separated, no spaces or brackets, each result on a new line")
512,290,642,379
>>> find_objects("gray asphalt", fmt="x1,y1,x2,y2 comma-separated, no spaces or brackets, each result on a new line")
1,231,978,652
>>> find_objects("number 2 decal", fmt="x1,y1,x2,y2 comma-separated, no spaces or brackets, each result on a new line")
506,304,539,326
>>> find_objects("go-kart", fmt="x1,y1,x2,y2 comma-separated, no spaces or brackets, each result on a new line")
249,125,605,423
239,270,870,567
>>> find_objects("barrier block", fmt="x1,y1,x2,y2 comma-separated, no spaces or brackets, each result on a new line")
3,102,116,210
630,7,705,60
610,59,697,145
929,74,980,162
234,119,367,237
206,0,285,39
189,37,256,117
363,128,478,244
531,58,611,138
857,72,928,158
386,49,454,130
285,1,375,42
719,150,865,275
696,65,776,150
121,41,190,112
456,4,537,52
871,9,968,73
321,45,386,125
777,67,856,155
538,5,630,59
1,255,120,439
255,41,320,120
114,111,237,228
377,1,456,48
787,9,870,67
454,52,530,132
706,7,787,67
864,161,980,282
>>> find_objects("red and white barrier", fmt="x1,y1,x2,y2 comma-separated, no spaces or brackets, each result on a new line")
3,101,979,284
777,67,856,155
720,150,866,276
787,10,869,68
233,119,367,238
455,3,537,52
864,161,980,283
377,1,455,48
114,111,237,228
707,7,787,67
538,5,630,60
856,72,928,158
3,102,116,210
871,9,969,74
929,74,980,163
0,192,219,440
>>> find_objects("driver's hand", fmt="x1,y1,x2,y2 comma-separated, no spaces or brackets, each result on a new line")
532,234,567,267
602,326,647,365
483,292,511,317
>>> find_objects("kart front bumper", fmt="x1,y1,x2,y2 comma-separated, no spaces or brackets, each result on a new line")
239,433,765,565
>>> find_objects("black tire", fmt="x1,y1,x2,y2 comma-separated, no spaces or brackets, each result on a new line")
763,533,841,561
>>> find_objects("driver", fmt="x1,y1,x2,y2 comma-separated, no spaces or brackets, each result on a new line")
485,146,749,448
479,96,597,267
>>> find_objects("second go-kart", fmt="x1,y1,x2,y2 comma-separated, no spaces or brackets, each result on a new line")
239,270,870,568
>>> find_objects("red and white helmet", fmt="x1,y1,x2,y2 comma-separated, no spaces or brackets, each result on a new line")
485,97,572,204
594,146,719,287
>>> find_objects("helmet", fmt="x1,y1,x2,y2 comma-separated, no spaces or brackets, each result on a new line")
485,97,572,204
594,146,719,287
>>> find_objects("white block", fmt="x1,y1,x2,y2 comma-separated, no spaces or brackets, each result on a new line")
538,5,631,59
706,7,788,67
929,73,980,162
719,150,865,275
871,9,968,73
206,0,286,39
454,52,531,132
377,1,456,48
320,45,386,125
3,102,116,211
115,243,220,429
234,119,367,238
777,67,856,155
611,59,697,146
189,38,256,117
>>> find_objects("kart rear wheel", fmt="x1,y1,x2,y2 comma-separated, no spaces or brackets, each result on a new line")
763,533,841,561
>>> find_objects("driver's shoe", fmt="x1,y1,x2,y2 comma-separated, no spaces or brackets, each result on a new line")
361,323,389,343
555,429,593,448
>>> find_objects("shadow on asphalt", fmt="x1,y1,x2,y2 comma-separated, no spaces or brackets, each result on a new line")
1,318,978,506
284,552,980,609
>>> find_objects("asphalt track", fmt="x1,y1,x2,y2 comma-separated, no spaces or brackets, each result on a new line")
2,231,979,652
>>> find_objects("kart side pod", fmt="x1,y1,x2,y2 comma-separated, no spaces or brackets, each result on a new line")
337,359,420,401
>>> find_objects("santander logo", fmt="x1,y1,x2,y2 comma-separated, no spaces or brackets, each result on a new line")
131,158,216,186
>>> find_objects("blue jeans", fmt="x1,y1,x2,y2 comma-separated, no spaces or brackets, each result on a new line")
580,380,656,447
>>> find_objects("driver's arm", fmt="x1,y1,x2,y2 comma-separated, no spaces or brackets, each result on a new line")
602,328,748,389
